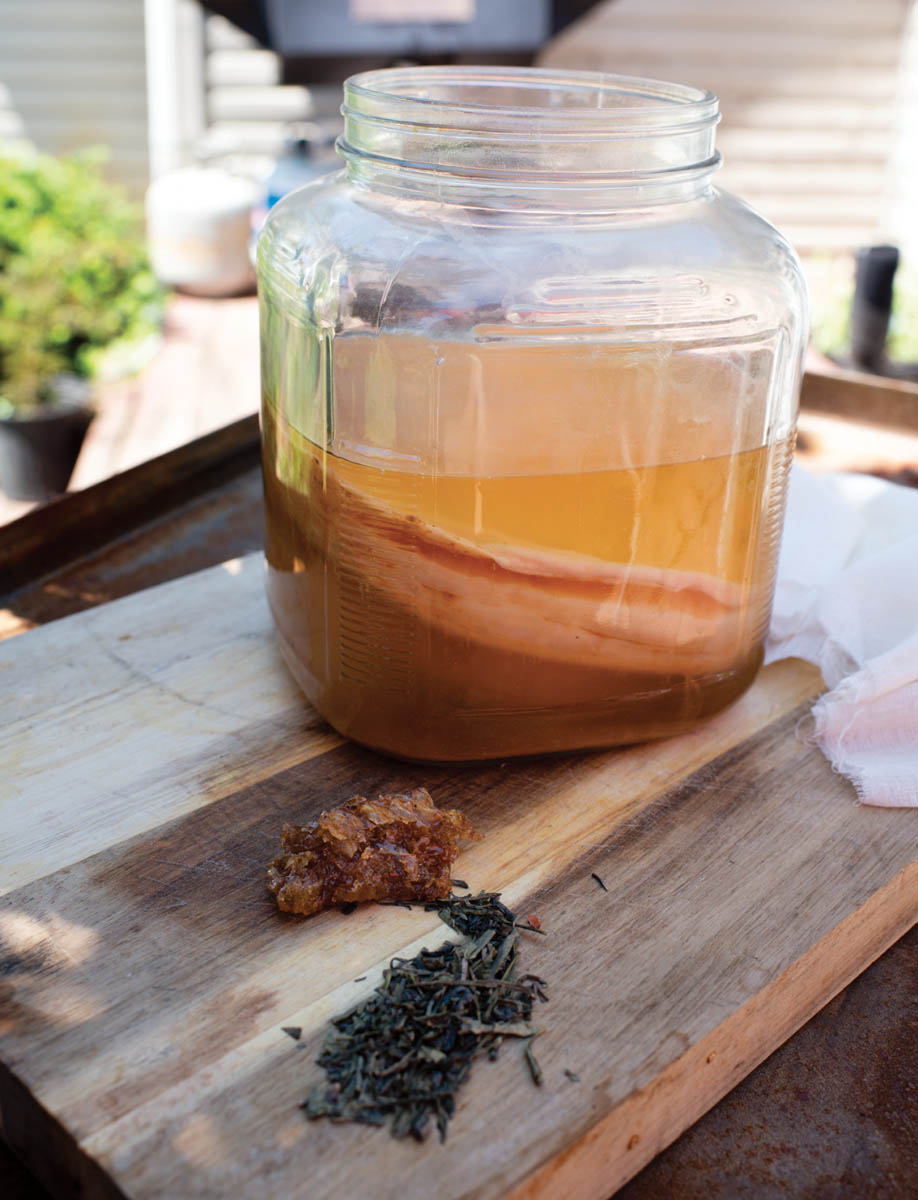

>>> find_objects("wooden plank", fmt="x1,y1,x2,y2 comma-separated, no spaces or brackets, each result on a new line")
70,296,260,492
1,556,915,1199
0,471,262,641
207,85,314,122
206,48,281,87
0,416,259,598
796,409,918,480
510,861,916,1200
205,13,261,51
0,556,339,896
0,555,813,893
802,360,918,432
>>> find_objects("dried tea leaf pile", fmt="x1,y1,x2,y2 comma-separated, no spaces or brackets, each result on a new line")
304,892,548,1141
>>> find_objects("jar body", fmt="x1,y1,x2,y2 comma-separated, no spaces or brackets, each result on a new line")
258,71,807,761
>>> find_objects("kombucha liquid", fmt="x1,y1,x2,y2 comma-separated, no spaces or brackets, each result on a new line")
262,335,791,760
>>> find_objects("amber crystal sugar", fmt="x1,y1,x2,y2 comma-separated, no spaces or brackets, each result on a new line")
267,787,482,916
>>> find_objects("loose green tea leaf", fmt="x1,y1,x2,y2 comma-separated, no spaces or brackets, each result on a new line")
525,1038,543,1087
303,891,548,1142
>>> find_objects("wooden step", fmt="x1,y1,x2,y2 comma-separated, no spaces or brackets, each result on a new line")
206,13,260,51
206,48,281,88
205,119,316,154
208,85,314,122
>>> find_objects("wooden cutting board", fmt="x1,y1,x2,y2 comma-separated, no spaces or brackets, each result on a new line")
1,554,915,1200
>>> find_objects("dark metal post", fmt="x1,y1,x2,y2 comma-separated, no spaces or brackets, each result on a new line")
849,244,899,372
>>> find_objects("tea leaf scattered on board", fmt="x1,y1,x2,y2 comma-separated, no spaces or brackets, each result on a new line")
303,891,548,1142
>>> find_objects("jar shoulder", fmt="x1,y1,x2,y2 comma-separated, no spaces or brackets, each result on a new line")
260,175,806,336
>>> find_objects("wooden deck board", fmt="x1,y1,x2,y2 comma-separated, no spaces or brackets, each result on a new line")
70,294,259,491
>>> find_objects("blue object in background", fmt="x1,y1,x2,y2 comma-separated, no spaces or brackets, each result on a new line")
264,136,338,209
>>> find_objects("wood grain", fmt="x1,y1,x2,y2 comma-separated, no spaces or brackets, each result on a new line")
1,555,916,1200
0,555,340,897
0,414,259,597
801,361,918,432
0,467,263,642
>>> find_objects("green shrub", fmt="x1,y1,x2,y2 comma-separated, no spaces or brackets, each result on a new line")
0,147,165,413
808,254,918,363
887,269,918,362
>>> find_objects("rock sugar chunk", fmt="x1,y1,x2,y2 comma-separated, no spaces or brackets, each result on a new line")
267,787,482,916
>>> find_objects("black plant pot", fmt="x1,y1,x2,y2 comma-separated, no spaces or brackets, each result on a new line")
0,397,94,501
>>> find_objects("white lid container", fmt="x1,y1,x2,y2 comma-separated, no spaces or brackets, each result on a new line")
146,167,259,297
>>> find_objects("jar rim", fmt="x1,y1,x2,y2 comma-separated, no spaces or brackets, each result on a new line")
340,65,721,200
343,66,719,136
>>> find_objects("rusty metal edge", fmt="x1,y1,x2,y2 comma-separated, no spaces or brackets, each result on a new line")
0,415,260,599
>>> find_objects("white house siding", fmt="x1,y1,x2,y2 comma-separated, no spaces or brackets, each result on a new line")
201,13,342,167
0,0,149,191
2,0,913,249
541,0,915,256
204,0,917,255
889,1,918,261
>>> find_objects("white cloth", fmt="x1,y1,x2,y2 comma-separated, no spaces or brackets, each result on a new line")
765,465,918,806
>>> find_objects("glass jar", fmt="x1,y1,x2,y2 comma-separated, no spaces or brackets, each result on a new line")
257,67,807,762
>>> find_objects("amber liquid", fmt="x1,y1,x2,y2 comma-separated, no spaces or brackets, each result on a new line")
263,364,791,760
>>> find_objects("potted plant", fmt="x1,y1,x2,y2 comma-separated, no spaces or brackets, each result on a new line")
0,148,165,500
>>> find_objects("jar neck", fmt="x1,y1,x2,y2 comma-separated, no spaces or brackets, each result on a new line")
339,66,721,212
